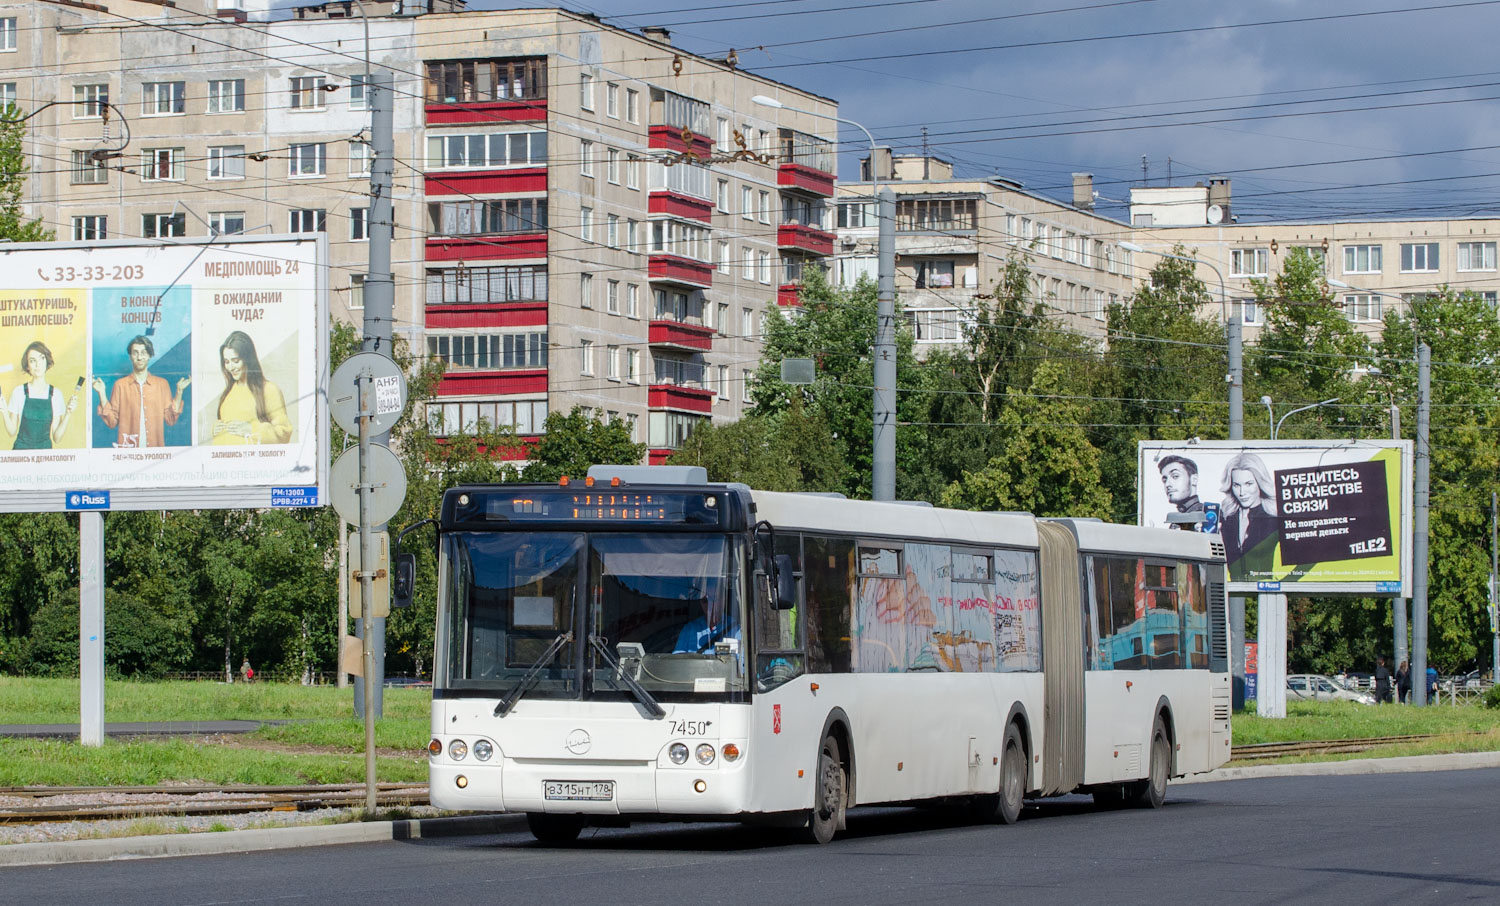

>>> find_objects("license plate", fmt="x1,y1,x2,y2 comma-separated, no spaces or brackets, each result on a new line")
544,780,614,801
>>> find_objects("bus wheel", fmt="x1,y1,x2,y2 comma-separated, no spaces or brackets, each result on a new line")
526,812,585,845
804,734,846,844
1131,719,1170,809
996,723,1026,825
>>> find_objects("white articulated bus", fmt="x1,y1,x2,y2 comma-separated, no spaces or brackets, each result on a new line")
423,466,1231,844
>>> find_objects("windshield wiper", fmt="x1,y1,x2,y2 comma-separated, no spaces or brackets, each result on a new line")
494,632,572,717
587,634,666,719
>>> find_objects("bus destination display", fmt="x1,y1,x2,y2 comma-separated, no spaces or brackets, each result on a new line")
468,490,723,525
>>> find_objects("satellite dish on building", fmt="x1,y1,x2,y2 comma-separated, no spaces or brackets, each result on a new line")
1206,204,1225,225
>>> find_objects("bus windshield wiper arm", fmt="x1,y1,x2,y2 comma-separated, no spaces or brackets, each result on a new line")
587,634,666,719
494,632,572,717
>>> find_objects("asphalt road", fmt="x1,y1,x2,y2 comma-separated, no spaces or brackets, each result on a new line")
12,769,1500,905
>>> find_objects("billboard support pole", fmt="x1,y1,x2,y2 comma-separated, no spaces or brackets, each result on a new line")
1412,343,1431,706
79,511,105,746
1392,405,1407,674
1256,592,1287,717
1491,492,1498,684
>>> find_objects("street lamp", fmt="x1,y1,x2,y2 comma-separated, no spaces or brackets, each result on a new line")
753,95,898,501
1266,397,1340,439
1120,241,1243,441
1261,395,1274,438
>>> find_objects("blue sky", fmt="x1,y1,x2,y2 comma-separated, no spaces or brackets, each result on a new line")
461,0,1500,224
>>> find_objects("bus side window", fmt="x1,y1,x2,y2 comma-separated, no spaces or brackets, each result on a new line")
803,534,854,674
1107,557,1147,670
1087,557,1110,670
1181,561,1210,669
1144,562,1180,670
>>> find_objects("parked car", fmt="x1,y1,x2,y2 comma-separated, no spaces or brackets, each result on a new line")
1288,673,1376,704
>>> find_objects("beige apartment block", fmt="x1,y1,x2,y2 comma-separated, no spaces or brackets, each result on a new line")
834,156,1138,354
7,0,836,462
1128,185,1500,339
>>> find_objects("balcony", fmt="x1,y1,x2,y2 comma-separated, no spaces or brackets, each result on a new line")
425,168,546,197
777,284,802,307
648,254,714,290
435,369,548,397
778,223,835,257
425,57,547,125
648,125,712,158
777,163,835,198
427,234,547,261
649,319,715,352
648,384,715,414
648,190,713,224
649,88,712,158
426,300,547,330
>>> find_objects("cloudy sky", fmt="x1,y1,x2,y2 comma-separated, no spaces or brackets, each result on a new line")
465,0,1500,224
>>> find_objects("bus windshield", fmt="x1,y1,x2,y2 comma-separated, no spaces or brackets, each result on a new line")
442,531,747,703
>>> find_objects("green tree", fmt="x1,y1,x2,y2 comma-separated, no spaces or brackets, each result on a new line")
519,407,648,483
0,112,51,243
669,399,845,491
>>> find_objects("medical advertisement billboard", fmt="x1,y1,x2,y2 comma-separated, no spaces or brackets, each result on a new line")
1137,440,1414,595
0,235,328,512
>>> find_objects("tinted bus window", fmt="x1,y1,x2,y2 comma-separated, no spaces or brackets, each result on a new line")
756,532,805,690
1181,562,1209,669
1144,562,1180,670
803,535,854,673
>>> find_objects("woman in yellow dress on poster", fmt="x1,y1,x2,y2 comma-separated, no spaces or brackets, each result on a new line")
211,330,292,445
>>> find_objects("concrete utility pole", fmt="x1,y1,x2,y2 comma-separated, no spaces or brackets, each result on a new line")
871,186,897,501
353,67,395,720
1412,343,1431,705
1491,492,1498,684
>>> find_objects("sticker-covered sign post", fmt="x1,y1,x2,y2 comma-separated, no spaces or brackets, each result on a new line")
0,235,328,744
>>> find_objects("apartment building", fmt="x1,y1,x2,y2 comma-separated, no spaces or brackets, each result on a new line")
1128,183,1500,337
833,155,1138,353
7,0,836,463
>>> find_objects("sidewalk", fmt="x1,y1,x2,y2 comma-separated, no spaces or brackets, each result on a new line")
3,750,1499,868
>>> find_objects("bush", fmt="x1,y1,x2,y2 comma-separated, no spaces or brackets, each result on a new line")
1484,684,1500,710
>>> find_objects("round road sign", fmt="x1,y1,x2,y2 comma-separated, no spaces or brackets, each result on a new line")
329,352,408,436
330,443,408,526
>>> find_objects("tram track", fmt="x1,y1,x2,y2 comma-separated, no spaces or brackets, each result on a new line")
1230,734,1436,761
0,783,429,825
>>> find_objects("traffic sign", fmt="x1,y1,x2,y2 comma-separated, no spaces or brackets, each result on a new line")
347,530,390,619
329,352,408,436
330,444,408,526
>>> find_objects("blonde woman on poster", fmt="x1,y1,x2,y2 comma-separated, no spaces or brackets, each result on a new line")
211,330,291,445
3,341,81,450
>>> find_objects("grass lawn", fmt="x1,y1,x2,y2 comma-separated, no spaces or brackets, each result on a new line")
0,677,431,724
1233,700,1500,744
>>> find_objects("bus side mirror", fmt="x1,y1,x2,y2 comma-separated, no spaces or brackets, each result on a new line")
774,554,798,611
393,553,416,609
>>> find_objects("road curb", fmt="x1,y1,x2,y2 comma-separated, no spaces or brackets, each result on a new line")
1180,749,1500,783
0,812,528,868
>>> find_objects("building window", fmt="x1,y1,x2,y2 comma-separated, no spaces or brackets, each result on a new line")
348,274,365,309
627,283,640,319
742,186,754,221
1401,242,1440,273
0,83,14,114
428,198,547,236
741,307,753,338
73,84,108,119
907,308,965,343
717,117,730,152
606,345,620,380
743,249,755,281
626,154,640,190
142,81,186,115
579,72,594,111
0,17,15,52
607,279,620,314
1343,244,1381,274
758,251,772,284
759,190,771,225
428,398,548,436
717,179,730,213
742,370,753,403
426,131,547,169
289,209,326,233
717,365,729,399
914,259,955,289
580,207,593,243
426,264,547,305
580,140,593,177
837,200,875,228
1343,294,1381,322
209,212,245,236
207,79,244,114
142,148,184,181
1230,248,1269,277
580,272,594,309
425,57,546,103
606,82,618,117
580,339,595,376
288,142,326,178
72,215,107,241
717,241,730,275
349,74,370,110
207,145,245,180
427,331,547,370
71,151,107,185
350,207,369,241
143,213,185,239
607,213,619,248
606,148,619,184
626,88,640,123
626,349,641,384
290,75,327,110
1240,299,1260,325
895,196,978,231
1457,241,1496,272
649,219,711,262
350,141,372,177
627,219,639,253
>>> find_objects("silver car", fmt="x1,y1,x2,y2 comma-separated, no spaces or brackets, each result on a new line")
1287,673,1377,705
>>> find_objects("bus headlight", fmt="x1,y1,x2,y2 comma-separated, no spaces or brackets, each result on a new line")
669,743,690,764
721,743,741,762
448,739,468,761
473,739,494,761
695,743,716,765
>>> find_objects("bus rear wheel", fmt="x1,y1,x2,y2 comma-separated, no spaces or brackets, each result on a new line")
1130,719,1170,809
970,723,1026,824
803,733,846,844
526,812,585,845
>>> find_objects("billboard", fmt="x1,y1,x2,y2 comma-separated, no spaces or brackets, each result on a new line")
0,236,328,512
1138,440,1414,595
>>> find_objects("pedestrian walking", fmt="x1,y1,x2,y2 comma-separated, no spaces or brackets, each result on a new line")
1395,660,1411,704
1374,655,1392,703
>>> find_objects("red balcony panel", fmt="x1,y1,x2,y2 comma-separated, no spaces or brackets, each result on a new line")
777,284,802,307
435,437,538,460
648,125,713,158
647,190,714,224
425,168,546,197
648,384,715,414
436,369,548,397
425,100,548,125
648,254,714,289
426,301,547,329
777,162,836,198
777,223,835,257
648,319,715,352
426,234,547,261
648,448,675,466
